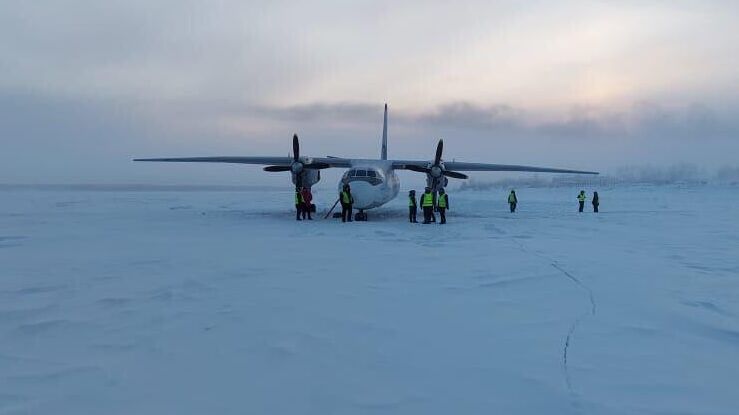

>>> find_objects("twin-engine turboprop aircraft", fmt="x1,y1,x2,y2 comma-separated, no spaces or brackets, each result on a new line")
135,104,597,221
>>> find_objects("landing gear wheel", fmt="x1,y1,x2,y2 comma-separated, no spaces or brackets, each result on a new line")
354,211,368,222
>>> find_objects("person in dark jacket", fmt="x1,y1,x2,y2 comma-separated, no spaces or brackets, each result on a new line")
294,187,304,221
408,190,418,223
577,190,586,213
437,188,449,224
300,187,313,220
508,189,518,212
420,187,434,224
592,191,599,213
429,192,437,223
339,184,354,222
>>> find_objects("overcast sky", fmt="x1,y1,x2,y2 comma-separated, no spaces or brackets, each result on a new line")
1,0,737,184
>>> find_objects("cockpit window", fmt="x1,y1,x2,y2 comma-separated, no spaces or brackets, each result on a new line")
342,168,383,186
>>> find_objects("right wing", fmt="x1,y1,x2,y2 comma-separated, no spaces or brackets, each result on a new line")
134,156,293,164
133,156,352,168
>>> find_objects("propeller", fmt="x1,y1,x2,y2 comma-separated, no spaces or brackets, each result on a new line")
263,134,330,186
443,170,468,179
407,139,468,187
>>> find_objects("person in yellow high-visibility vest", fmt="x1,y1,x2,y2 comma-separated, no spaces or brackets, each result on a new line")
408,190,418,223
508,190,518,212
420,187,435,224
437,188,449,224
294,187,304,221
577,190,587,213
339,184,354,222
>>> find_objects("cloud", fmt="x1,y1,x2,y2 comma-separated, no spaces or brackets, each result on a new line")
241,100,739,142
1,1,737,183
3,89,736,185
251,102,381,124
2,1,737,107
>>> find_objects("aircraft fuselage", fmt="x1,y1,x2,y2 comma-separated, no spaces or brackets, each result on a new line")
338,160,400,210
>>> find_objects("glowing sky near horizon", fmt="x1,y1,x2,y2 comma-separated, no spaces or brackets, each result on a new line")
1,0,738,183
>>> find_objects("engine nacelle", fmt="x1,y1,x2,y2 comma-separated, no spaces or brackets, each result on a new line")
292,169,320,189
426,174,448,192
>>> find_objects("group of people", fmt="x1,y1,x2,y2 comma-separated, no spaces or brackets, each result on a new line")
408,187,450,224
293,183,358,223
507,189,600,213
298,185,601,222
293,186,314,220
577,190,600,213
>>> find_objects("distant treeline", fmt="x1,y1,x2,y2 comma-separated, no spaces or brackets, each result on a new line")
459,164,739,190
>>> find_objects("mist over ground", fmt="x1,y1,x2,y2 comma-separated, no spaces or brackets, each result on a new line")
458,163,739,190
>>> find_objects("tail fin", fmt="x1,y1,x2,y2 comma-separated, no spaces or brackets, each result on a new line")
381,103,388,160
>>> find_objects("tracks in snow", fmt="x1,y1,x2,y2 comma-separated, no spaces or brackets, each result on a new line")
506,234,597,405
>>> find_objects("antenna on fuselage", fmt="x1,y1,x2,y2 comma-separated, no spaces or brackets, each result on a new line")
381,103,388,160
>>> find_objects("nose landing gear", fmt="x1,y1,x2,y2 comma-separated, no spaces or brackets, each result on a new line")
354,210,368,222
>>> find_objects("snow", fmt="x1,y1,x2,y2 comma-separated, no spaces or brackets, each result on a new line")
1,185,738,414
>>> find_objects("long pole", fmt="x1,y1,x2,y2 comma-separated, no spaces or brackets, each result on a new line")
324,198,340,219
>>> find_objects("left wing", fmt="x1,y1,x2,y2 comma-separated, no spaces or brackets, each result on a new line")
391,160,597,175
441,162,597,175
389,139,597,175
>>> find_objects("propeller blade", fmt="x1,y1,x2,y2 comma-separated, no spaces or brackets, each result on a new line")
303,162,331,169
405,165,431,174
443,170,468,179
434,139,443,165
292,134,300,162
263,165,292,172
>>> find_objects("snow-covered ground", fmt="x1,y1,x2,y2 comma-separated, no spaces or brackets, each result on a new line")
1,185,738,414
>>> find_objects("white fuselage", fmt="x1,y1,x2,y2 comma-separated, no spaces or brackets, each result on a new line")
337,160,400,210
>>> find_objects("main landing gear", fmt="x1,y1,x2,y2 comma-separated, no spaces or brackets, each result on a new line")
354,210,368,222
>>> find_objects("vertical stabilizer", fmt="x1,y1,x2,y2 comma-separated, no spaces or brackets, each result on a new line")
381,103,388,160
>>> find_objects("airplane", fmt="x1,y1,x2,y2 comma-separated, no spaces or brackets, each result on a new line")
134,104,597,221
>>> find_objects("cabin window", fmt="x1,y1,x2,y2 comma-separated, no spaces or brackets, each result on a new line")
367,170,377,178
356,170,366,177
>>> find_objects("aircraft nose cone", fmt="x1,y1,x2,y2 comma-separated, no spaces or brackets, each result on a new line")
346,180,374,209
